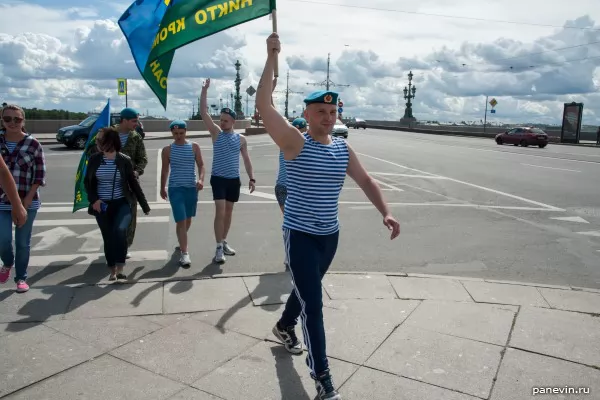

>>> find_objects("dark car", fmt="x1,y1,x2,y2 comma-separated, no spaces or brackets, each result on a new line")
347,117,366,129
495,127,548,148
56,113,145,149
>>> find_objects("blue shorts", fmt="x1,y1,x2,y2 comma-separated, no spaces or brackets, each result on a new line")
168,186,198,222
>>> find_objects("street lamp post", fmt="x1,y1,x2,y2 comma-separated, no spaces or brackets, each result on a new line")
400,71,417,126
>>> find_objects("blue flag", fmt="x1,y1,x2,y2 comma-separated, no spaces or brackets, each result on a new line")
73,99,111,212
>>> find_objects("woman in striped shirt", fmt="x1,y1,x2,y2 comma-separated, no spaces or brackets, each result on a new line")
84,128,151,281
160,120,205,266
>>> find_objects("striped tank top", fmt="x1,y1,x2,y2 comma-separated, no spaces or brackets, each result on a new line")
212,132,241,179
276,150,287,186
96,157,124,200
283,133,349,235
168,141,197,187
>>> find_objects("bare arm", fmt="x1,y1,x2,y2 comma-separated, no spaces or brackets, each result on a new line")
256,35,304,158
160,146,170,198
345,143,391,218
193,142,205,183
200,79,221,141
240,135,254,181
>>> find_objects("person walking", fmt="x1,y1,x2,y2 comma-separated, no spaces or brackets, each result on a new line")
160,120,205,266
0,104,46,293
115,108,148,258
200,79,256,263
84,127,150,281
256,33,401,400
275,117,307,213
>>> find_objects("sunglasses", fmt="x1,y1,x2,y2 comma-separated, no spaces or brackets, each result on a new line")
2,116,23,124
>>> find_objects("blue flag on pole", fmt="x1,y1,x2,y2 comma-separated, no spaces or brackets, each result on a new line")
73,99,111,212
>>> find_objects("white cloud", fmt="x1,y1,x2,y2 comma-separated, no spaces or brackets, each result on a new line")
0,0,600,125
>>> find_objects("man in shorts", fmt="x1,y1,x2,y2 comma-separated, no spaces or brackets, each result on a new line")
160,120,205,266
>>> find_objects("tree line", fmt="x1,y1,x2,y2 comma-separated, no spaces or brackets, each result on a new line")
1,103,88,120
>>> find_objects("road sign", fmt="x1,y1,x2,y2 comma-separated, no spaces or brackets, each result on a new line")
246,86,256,96
117,78,127,96
491,109,496,114
489,98,497,107
338,101,344,107
338,107,343,114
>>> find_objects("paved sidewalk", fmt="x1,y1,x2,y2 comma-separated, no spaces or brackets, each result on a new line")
1,272,599,399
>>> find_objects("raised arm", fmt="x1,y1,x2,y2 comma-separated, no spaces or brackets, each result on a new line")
256,33,304,159
200,78,221,142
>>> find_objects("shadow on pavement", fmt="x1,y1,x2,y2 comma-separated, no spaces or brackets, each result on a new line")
271,346,311,400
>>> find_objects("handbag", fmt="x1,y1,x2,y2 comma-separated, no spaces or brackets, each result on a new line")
88,162,119,217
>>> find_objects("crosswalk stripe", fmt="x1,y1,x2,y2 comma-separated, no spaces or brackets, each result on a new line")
28,250,168,268
35,216,169,227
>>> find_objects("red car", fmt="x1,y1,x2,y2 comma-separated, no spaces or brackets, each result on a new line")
495,127,548,148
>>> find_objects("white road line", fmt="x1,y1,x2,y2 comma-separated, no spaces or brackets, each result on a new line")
372,178,404,192
35,216,169,226
576,231,600,237
357,152,565,212
521,163,581,173
240,188,277,200
371,172,448,179
551,216,589,223
28,250,168,268
349,203,562,211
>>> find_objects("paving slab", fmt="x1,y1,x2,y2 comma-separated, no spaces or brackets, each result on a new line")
110,318,259,385
462,280,550,307
323,299,420,364
192,341,358,400
0,324,102,397
3,354,185,400
44,316,163,353
366,325,503,398
169,387,222,400
163,277,250,313
342,367,480,400
0,286,74,323
243,273,294,306
509,306,600,368
65,283,163,319
388,276,473,302
402,300,516,346
192,304,282,340
539,287,600,314
141,313,192,327
322,274,397,299
491,348,600,400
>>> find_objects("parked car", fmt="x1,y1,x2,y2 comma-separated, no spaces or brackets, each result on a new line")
347,117,367,129
56,113,145,149
331,121,349,139
495,127,548,148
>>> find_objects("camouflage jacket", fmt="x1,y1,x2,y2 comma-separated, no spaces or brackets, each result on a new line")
86,126,148,175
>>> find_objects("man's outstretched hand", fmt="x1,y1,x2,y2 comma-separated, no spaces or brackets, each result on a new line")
383,214,400,240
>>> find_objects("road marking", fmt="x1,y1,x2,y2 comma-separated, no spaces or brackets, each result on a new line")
521,163,581,173
32,227,77,251
372,178,404,192
576,231,600,237
372,172,448,179
357,152,565,212
28,250,168,268
77,228,103,252
240,188,277,200
550,216,589,223
35,216,169,226
349,203,563,211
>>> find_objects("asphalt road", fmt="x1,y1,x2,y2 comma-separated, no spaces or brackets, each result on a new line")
26,129,600,289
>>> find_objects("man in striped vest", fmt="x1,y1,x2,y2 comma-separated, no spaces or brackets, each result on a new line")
200,79,256,263
256,33,401,400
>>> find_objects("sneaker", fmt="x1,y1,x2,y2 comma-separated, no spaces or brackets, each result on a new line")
223,240,236,256
16,280,29,293
272,322,303,355
313,370,342,400
179,252,191,266
214,246,226,263
0,266,11,284
126,252,131,259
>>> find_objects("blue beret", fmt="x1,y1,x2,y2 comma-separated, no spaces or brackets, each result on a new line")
120,107,139,119
169,120,187,130
292,118,307,129
221,107,236,120
303,90,339,105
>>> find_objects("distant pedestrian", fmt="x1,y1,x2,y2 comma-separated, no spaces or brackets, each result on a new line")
84,127,150,281
200,78,256,263
256,33,401,400
160,120,205,266
0,104,46,293
115,108,148,258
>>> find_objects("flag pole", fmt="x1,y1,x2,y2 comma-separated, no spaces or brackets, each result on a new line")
271,9,279,78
